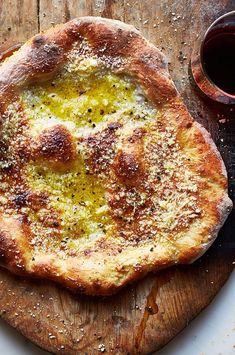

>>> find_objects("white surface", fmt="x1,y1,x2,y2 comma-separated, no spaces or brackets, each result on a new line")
0,271,234,355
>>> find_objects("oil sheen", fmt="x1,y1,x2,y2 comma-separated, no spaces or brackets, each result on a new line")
21,58,154,250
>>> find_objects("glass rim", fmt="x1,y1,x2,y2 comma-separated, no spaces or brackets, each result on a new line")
201,10,235,98
191,10,235,104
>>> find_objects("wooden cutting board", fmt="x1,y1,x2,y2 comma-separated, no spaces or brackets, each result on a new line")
0,1,234,354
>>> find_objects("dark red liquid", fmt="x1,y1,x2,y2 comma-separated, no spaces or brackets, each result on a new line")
202,25,235,95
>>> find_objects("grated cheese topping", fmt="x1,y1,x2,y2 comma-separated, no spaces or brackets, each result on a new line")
0,51,203,258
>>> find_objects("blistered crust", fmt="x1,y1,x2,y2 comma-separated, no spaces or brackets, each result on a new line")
33,125,76,170
0,17,232,295
0,17,176,109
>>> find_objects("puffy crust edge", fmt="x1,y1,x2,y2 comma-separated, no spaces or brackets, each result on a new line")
0,17,177,109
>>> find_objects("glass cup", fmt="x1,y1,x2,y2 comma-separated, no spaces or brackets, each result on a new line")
191,11,235,104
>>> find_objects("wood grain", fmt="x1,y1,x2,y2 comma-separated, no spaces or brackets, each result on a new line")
0,1,234,354
0,0,38,49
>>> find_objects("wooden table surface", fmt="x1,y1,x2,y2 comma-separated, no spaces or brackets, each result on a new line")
0,1,234,354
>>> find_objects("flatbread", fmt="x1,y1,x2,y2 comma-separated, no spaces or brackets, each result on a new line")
0,17,232,295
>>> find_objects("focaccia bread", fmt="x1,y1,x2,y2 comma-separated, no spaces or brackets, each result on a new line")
0,17,232,295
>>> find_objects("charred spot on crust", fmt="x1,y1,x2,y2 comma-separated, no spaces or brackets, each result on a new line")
32,35,46,48
185,121,193,128
34,125,76,169
11,187,49,211
108,122,122,131
113,151,144,185
12,190,29,207
28,43,64,74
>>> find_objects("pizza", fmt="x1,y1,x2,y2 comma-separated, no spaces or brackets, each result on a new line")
0,17,232,295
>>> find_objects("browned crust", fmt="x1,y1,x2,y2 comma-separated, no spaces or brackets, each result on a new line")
0,216,31,273
0,17,176,109
32,125,77,170
0,17,232,295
